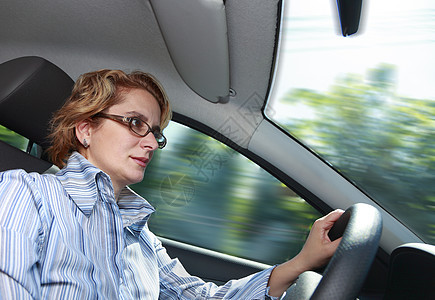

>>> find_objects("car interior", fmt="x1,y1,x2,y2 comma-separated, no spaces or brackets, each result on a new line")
1,0,434,299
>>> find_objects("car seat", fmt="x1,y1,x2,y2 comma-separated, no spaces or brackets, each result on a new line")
0,56,74,173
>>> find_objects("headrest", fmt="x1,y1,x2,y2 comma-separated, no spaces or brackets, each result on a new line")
0,56,74,149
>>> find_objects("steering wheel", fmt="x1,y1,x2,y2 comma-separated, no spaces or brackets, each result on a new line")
285,203,383,300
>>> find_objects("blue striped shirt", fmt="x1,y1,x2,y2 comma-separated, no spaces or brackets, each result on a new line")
0,152,275,299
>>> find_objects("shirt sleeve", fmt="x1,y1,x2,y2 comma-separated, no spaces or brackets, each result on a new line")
0,170,45,299
149,230,274,299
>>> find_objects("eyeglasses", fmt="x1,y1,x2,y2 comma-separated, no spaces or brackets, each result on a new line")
93,113,167,149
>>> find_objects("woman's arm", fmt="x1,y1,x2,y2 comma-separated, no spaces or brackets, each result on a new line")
0,170,44,299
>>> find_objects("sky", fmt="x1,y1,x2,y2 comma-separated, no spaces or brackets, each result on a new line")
269,0,435,112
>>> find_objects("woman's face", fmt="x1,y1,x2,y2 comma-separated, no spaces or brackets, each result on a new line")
80,88,161,195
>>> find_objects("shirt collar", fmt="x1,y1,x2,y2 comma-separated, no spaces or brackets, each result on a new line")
56,152,155,230
118,187,155,229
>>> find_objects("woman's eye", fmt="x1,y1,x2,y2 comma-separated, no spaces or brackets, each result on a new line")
131,118,143,128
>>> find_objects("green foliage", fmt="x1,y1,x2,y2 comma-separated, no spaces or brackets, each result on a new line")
132,63,434,263
0,125,27,150
280,64,435,243
131,123,320,265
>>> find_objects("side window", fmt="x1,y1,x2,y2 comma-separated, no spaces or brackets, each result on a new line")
268,0,434,243
0,125,28,151
132,122,321,265
0,125,44,158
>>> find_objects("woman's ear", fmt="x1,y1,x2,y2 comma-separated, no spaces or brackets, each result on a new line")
75,119,92,148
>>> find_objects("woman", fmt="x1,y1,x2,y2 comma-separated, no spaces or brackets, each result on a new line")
0,69,343,299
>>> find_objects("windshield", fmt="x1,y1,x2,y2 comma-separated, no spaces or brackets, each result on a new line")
268,0,434,243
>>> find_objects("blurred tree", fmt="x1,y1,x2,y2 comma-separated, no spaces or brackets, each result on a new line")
131,123,320,265
0,125,27,150
131,63,434,263
280,64,435,243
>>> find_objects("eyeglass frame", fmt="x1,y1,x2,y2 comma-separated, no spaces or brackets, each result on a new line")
92,113,167,149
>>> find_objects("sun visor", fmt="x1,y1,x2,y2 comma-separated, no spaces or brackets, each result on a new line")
150,0,230,103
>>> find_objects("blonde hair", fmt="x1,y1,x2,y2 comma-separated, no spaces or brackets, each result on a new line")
47,69,172,168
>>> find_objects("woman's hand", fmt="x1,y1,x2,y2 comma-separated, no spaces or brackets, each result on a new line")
294,209,344,271
267,209,344,298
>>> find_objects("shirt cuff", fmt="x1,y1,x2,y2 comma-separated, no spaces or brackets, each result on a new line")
265,286,286,300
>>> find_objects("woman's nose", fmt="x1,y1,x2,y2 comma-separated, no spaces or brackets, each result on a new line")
140,132,159,151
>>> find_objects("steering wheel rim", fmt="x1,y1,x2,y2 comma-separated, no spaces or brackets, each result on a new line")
285,203,383,300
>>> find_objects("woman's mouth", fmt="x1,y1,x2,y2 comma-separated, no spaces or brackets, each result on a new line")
132,157,149,168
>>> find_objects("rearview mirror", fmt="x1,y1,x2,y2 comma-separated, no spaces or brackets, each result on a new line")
336,0,363,36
